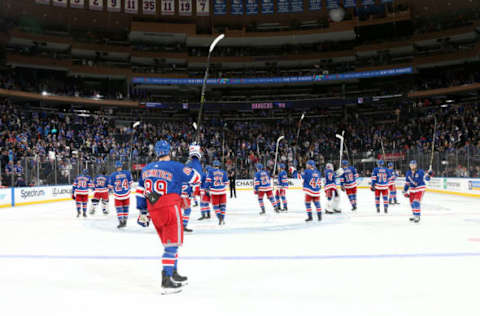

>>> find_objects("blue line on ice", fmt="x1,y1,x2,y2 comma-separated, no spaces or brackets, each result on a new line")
1,252,480,261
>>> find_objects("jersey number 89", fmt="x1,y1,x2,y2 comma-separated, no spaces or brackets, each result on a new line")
144,179,168,196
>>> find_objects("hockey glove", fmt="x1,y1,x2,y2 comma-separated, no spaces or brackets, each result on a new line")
370,186,375,192
72,194,75,200
403,191,409,198
341,186,345,192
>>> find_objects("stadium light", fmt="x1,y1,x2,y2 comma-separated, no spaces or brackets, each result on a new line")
41,91,48,96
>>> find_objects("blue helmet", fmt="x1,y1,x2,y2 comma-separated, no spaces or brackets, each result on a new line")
409,160,417,167
82,168,89,175
342,160,349,167
279,163,286,169
115,161,122,169
155,140,170,157
213,160,221,167
377,159,384,167
306,160,315,168
387,162,394,168
256,163,264,170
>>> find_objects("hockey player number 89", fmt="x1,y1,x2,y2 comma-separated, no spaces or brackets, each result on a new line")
144,179,168,196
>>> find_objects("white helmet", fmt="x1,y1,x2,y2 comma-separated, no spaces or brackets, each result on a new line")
326,163,334,170
189,144,202,159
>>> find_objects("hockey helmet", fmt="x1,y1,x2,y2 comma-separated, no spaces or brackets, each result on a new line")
213,160,221,167
387,162,394,168
341,160,349,167
115,161,122,169
377,159,385,167
326,163,334,170
256,163,264,170
306,160,316,168
155,140,171,157
279,163,286,170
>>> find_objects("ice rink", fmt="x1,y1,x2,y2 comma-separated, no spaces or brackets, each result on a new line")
1,189,480,316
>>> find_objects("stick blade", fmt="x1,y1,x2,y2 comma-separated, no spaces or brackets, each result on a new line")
335,134,344,140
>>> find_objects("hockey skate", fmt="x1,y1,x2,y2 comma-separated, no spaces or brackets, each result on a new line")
305,213,313,222
351,205,357,211
82,212,87,218
184,226,193,233
409,215,420,223
117,220,127,229
376,207,380,213
102,210,109,215
197,214,207,221
161,271,183,295
334,209,342,213
76,210,81,218
283,206,288,212
325,210,335,214
317,212,322,221
89,209,95,215
172,269,188,285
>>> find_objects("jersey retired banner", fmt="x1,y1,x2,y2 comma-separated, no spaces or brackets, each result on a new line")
261,0,273,14
326,0,338,9
35,0,50,4
213,0,226,15
70,0,84,8
179,0,192,16
196,0,209,15
125,0,138,13
309,0,321,11
277,0,289,13
246,0,258,15
344,0,356,8
143,0,156,14
231,0,243,15
362,0,375,5
290,0,303,12
107,0,121,11
89,0,104,10
161,0,175,14
53,0,67,7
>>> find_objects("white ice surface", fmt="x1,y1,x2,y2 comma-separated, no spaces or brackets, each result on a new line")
1,190,480,316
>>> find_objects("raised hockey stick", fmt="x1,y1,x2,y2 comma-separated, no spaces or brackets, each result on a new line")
429,116,437,171
273,136,285,179
380,135,386,161
335,131,345,169
195,34,225,143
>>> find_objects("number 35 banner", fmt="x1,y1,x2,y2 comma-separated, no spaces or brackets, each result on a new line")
161,0,175,15
179,0,192,16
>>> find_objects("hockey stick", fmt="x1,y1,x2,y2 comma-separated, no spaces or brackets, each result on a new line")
293,112,305,168
273,136,285,179
195,34,225,143
380,135,386,161
429,116,437,171
335,131,345,169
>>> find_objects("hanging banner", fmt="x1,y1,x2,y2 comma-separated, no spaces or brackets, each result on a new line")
179,0,192,15
53,0,68,7
35,0,51,5
361,0,375,5
326,0,338,9
344,0,356,8
213,0,226,15
125,0,138,13
309,0,321,11
70,0,84,8
107,0,121,11
231,0,243,15
246,0,258,15
89,0,104,11
161,0,175,14
277,0,289,13
261,0,273,14
143,0,156,14
196,0,209,15
382,0,393,2
290,0,303,12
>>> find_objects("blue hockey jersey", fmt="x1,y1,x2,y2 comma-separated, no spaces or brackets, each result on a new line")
136,161,201,211
277,170,289,188
108,170,133,200
404,169,430,193
388,169,399,186
340,166,358,189
93,175,109,193
254,170,273,192
371,167,392,190
324,169,337,191
301,169,322,197
187,157,203,188
206,168,229,195
73,174,93,195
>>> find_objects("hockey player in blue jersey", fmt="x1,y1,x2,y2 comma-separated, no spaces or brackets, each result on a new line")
275,163,289,212
186,143,203,207
136,140,201,294
339,160,359,211
290,160,322,221
89,170,109,215
206,160,229,225
403,160,432,223
371,160,392,214
72,169,93,218
198,165,212,220
387,162,400,205
254,163,280,215
109,161,133,228
324,163,342,214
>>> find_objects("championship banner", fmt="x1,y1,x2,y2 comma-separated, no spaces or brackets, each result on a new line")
326,0,338,9
196,0,209,15
107,0,121,12
231,0,243,15
277,0,289,13
290,0,303,12
89,0,104,10
382,0,393,2
179,0,192,15
261,0,273,14
246,0,258,15
53,0,67,7
125,0,138,13
70,0,85,8
213,0,226,15
161,0,175,15
344,0,356,8
309,0,321,11
143,0,156,14
361,0,375,5
35,0,50,5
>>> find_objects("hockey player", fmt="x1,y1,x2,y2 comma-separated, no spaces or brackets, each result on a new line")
388,162,399,205
254,163,280,215
186,143,202,208
291,160,322,221
181,184,193,232
72,169,93,218
136,140,201,294
339,160,359,211
275,163,289,212
371,160,391,214
109,161,133,228
402,160,432,223
206,160,229,225
198,165,212,220
89,171,109,215
324,163,341,214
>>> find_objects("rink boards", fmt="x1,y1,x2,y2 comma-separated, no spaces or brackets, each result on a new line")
0,177,479,208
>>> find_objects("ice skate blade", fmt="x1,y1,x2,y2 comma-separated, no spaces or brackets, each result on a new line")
161,287,183,295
